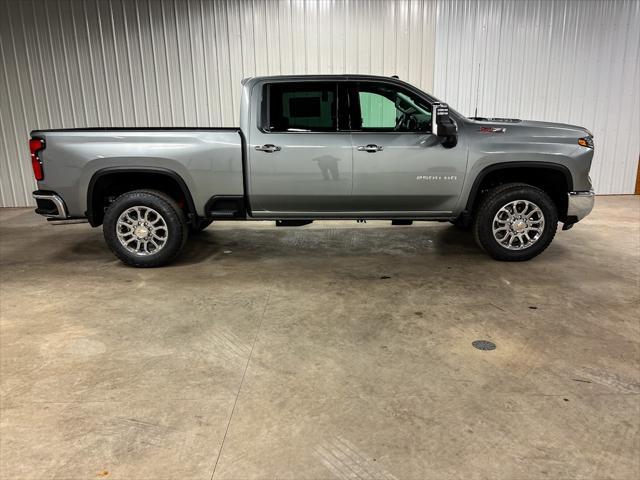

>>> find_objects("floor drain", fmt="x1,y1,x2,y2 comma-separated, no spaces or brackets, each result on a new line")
472,340,496,351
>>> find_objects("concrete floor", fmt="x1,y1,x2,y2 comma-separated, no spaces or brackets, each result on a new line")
0,196,639,480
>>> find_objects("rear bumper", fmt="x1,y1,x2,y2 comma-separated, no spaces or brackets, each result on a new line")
32,190,69,219
563,190,595,229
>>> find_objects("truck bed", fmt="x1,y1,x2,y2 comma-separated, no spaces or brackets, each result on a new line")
31,128,244,218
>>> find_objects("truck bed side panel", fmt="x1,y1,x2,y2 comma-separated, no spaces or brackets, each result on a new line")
32,129,243,217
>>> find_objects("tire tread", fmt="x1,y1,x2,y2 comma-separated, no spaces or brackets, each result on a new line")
472,183,557,261
103,189,188,267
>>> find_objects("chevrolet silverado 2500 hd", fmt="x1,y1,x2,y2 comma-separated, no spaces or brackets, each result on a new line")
29,75,595,267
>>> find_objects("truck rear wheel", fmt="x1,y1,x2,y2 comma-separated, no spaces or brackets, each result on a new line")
472,183,558,261
103,189,188,267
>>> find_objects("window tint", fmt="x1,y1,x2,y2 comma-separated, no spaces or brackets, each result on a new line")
354,83,432,132
359,91,397,128
264,83,337,132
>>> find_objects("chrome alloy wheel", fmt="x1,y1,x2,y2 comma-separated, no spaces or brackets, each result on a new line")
492,199,545,250
116,206,168,256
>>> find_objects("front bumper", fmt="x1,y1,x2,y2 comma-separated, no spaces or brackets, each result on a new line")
564,190,595,228
32,190,69,219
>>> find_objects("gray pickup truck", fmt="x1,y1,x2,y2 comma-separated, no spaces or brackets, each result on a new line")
30,74,594,267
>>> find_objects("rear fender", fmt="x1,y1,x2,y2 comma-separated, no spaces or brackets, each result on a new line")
85,166,196,226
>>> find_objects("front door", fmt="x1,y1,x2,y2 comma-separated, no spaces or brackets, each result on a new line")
348,81,467,215
247,81,353,216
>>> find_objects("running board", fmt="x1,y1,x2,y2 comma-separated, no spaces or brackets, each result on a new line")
276,220,313,227
47,218,89,225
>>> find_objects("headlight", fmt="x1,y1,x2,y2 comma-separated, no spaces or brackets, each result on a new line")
578,136,594,149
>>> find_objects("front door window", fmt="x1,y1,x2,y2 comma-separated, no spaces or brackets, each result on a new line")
353,83,432,133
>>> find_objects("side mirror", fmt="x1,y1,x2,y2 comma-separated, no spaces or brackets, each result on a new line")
431,103,458,147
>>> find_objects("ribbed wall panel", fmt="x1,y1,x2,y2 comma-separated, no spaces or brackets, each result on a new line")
2,0,638,206
434,0,640,194
0,0,437,207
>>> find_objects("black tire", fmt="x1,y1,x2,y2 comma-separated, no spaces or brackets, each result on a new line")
103,189,188,267
190,218,213,233
472,183,558,261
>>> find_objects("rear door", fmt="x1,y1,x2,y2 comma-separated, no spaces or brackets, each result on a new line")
247,81,353,216
348,81,467,215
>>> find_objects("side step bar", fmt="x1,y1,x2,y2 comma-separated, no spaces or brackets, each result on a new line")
47,218,89,225
391,219,413,225
276,220,313,227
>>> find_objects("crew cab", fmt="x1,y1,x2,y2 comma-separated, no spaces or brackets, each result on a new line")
29,75,595,267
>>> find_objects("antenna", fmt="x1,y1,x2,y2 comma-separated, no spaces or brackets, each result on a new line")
474,61,481,117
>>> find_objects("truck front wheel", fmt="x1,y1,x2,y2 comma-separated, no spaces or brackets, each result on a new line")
472,183,558,261
103,189,188,267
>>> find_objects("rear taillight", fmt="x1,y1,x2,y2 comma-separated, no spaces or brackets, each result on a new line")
29,138,45,181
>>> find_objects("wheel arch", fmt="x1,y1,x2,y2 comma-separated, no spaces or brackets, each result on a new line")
86,167,197,227
465,162,573,221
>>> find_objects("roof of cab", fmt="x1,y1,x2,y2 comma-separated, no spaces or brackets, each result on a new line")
245,74,402,83
241,74,421,94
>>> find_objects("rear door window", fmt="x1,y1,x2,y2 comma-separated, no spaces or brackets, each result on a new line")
263,83,337,132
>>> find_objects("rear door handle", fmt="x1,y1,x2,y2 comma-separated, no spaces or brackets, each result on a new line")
255,144,281,153
357,144,383,153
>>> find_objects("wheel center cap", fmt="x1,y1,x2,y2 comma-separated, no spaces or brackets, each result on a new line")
134,226,149,239
513,220,527,233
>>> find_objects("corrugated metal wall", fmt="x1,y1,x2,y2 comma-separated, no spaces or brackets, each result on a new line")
0,0,437,207
434,0,640,195
1,0,638,207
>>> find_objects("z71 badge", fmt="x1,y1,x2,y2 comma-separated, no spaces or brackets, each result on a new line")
479,127,506,134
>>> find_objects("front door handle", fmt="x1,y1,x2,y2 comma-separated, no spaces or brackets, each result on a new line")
357,144,383,153
255,144,281,153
